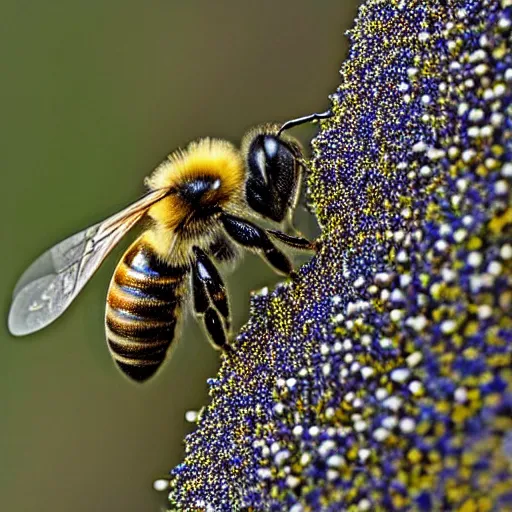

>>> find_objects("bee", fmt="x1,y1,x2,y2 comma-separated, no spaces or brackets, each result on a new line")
8,110,331,383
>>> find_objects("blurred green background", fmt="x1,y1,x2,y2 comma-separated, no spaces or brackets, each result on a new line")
1,2,359,511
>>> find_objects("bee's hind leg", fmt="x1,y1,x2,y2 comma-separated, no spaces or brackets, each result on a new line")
191,246,232,352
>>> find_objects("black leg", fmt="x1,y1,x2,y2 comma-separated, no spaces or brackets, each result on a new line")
192,247,230,327
191,254,230,350
220,213,293,275
191,264,209,315
204,307,229,350
267,229,316,251
277,109,333,136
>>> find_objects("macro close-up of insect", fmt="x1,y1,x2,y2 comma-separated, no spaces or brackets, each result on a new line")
8,112,330,383
0,3,357,511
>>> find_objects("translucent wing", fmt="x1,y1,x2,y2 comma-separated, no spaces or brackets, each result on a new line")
8,188,168,336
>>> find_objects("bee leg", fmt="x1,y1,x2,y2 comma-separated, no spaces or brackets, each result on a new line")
192,246,230,329
203,307,230,351
192,281,230,351
266,229,317,252
191,248,231,351
220,213,293,276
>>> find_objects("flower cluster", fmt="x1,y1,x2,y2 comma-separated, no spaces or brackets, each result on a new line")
168,0,512,510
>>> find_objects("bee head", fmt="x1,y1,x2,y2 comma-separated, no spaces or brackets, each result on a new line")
242,127,303,223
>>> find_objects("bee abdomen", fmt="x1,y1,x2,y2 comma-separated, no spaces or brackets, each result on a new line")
105,238,189,382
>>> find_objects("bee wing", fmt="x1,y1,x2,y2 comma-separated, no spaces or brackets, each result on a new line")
8,188,168,336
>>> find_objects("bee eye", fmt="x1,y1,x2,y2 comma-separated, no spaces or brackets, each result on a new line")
212,179,221,190
263,137,278,158
245,134,299,222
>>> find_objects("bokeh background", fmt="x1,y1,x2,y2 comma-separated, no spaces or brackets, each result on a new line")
0,2,360,511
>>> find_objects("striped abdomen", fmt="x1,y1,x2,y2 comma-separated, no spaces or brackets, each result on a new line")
105,236,189,382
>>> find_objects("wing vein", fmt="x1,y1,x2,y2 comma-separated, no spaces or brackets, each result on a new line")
8,187,169,336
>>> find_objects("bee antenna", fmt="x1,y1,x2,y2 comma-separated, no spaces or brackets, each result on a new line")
277,109,333,137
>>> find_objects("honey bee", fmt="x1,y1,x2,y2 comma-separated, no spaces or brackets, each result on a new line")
8,110,331,382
